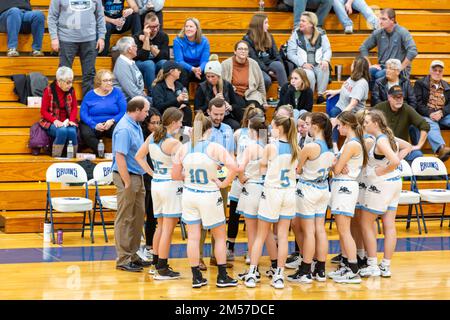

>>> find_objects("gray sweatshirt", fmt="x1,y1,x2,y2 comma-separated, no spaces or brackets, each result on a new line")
113,55,145,101
48,0,106,42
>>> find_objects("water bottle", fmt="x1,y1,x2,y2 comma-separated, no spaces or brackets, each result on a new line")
259,0,265,11
116,17,126,31
98,139,105,158
57,229,63,245
181,87,189,104
67,140,74,158
43,219,51,243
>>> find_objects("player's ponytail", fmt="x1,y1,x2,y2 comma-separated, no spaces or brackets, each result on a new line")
192,111,212,148
248,115,268,145
366,110,398,152
337,111,368,167
241,103,264,128
273,115,299,164
153,107,183,144
311,113,333,149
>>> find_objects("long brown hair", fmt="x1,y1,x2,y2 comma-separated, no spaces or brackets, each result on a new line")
337,111,369,166
351,56,370,83
310,112,333,149
192,111,212,147
291,68,310,90
178,17,203,44
247,13,272,52
248,114,268,145
366,109,398,152
273,115,299,164
153,107,183,143
241,104,265,127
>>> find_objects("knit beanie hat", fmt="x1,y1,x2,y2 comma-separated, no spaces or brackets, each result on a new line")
204,54,222,77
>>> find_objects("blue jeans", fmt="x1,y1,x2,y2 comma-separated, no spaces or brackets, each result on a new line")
421,115,450,153
0,8,45,50
287,0,333,28
369,66,386,91
102,13,142,56
326,94,341,142
47,125,78,146
333,0,378,29
136,59,167,95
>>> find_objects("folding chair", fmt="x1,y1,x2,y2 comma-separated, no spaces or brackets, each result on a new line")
411,156,450,229
397,160,426,234
92,161,116,243
45,163,93,244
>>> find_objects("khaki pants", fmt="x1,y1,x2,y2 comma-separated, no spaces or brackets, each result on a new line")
200,187,228,258
113,172,146,266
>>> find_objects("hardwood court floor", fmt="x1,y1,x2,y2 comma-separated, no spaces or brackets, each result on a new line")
0,220,449,300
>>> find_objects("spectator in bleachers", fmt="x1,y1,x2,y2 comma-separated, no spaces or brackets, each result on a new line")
332,0,378,34
80,70,127,156
194,55,244,130
373,85,431,163
371,58,417,108
286,11,331,103
414,60,450,162
113,37,150,102
134,13,169,95
278,0,332,28
243,13,288,92
359,8,418,90
277,68,314,116
173,17,210,90
324,56,369,149
221,40,268,111
101,0,142,56
48,0,106,97
136,0,164,29
152,61,192,126
0,1,45,57
39,66,78,158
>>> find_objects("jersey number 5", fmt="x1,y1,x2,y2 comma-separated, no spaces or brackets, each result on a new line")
280,169,290,187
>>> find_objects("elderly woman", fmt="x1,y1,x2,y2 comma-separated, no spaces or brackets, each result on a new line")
80,70,127,156
113,36,151,102
371,58,417,108
287,11,331,103
221,40,268,111
173,17,210,89
39,66,78,157
194,54,244,130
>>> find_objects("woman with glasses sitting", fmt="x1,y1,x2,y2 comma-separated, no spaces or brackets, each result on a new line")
80,69,127,156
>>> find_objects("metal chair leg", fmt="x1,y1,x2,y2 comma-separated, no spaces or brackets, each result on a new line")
81,211,87,238
98,202,109,242
440,203,446,227
406,204,412,230
88,210,94,244
414,203,421,235
49,205,56,244
419,202,428,234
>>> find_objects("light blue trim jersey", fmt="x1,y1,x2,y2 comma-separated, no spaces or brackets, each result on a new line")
264,141,298,189
299,140,334,183
367,134,399,180
182,141,220,191
334,137,363,180
148,134,174,180
236,128,251,164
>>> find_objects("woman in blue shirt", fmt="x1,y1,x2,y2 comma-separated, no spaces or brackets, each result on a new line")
173,17,210,90
80,70,127,155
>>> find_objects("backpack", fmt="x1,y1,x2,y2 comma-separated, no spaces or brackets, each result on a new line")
279,42,295,76
28,122,52,155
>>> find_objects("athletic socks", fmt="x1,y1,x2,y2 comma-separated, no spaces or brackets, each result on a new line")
156,258,167,270
381,258,391,266
226,240,235,252
152,254,159,266
342,256,349,267
271,259,277,269
357,249,366,260
315,260,326,273
218,264,227,278
299,261,311,274
367,257,378,266
191,266,202,278
348,260,359,274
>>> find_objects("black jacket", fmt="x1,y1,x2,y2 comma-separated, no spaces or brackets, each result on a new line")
0,1,31,14
133,30,170,63
414,75,450,117
194,80,240,113
243,33,281,74
277,83,314,112
152,80,186,114
371,76,417,108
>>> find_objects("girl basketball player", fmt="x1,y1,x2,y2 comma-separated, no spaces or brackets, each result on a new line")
327,111,368,284
135,107,184,280
172,112,239,288
244,115,300,289
288,113,335,283
227,105,265,262
359,110,411,278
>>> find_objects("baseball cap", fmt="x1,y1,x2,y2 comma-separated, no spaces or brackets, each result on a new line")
388,85,403,97
162,61,182,73
430,60,445,68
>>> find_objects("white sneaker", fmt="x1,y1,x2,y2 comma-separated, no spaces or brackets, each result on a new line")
271,274,285,289
238,269,261,282
136,248,149,262
360,264,381,277
287,270,313,284
379,263,392,278
327,265,347,279
333,268,362,284
344,25,353,34
285,252,301,269
265,267,276,278
244,273,258,288
143,247,153,261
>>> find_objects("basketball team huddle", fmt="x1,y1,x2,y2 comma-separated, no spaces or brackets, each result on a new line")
134,103,411,289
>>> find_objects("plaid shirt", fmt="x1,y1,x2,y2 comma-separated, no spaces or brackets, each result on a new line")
427,80,446,112
39,82,75,129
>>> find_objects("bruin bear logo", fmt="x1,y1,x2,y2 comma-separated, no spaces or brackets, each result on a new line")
103,167,112,177
359,182,367,190
420,162,439,172
56,168,78,178
176,187,183,195
70,0,92,11
296,189,304,198
261,192,266,199
338,186,351,194
216,197,223,206
368,185,381,193
242,187,249,196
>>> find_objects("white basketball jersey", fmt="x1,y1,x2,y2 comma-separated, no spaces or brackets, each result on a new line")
245,142,265,184
182,141,220,191
148,134,174,180
236,128,251,164
300,140,334,183
264,141,298,189
367,134,399,179
335,137,364,180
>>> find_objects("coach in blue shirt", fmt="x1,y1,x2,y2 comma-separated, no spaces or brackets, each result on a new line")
112,96,152,272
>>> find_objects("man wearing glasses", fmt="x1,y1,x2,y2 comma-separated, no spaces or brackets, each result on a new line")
133,12,169,95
